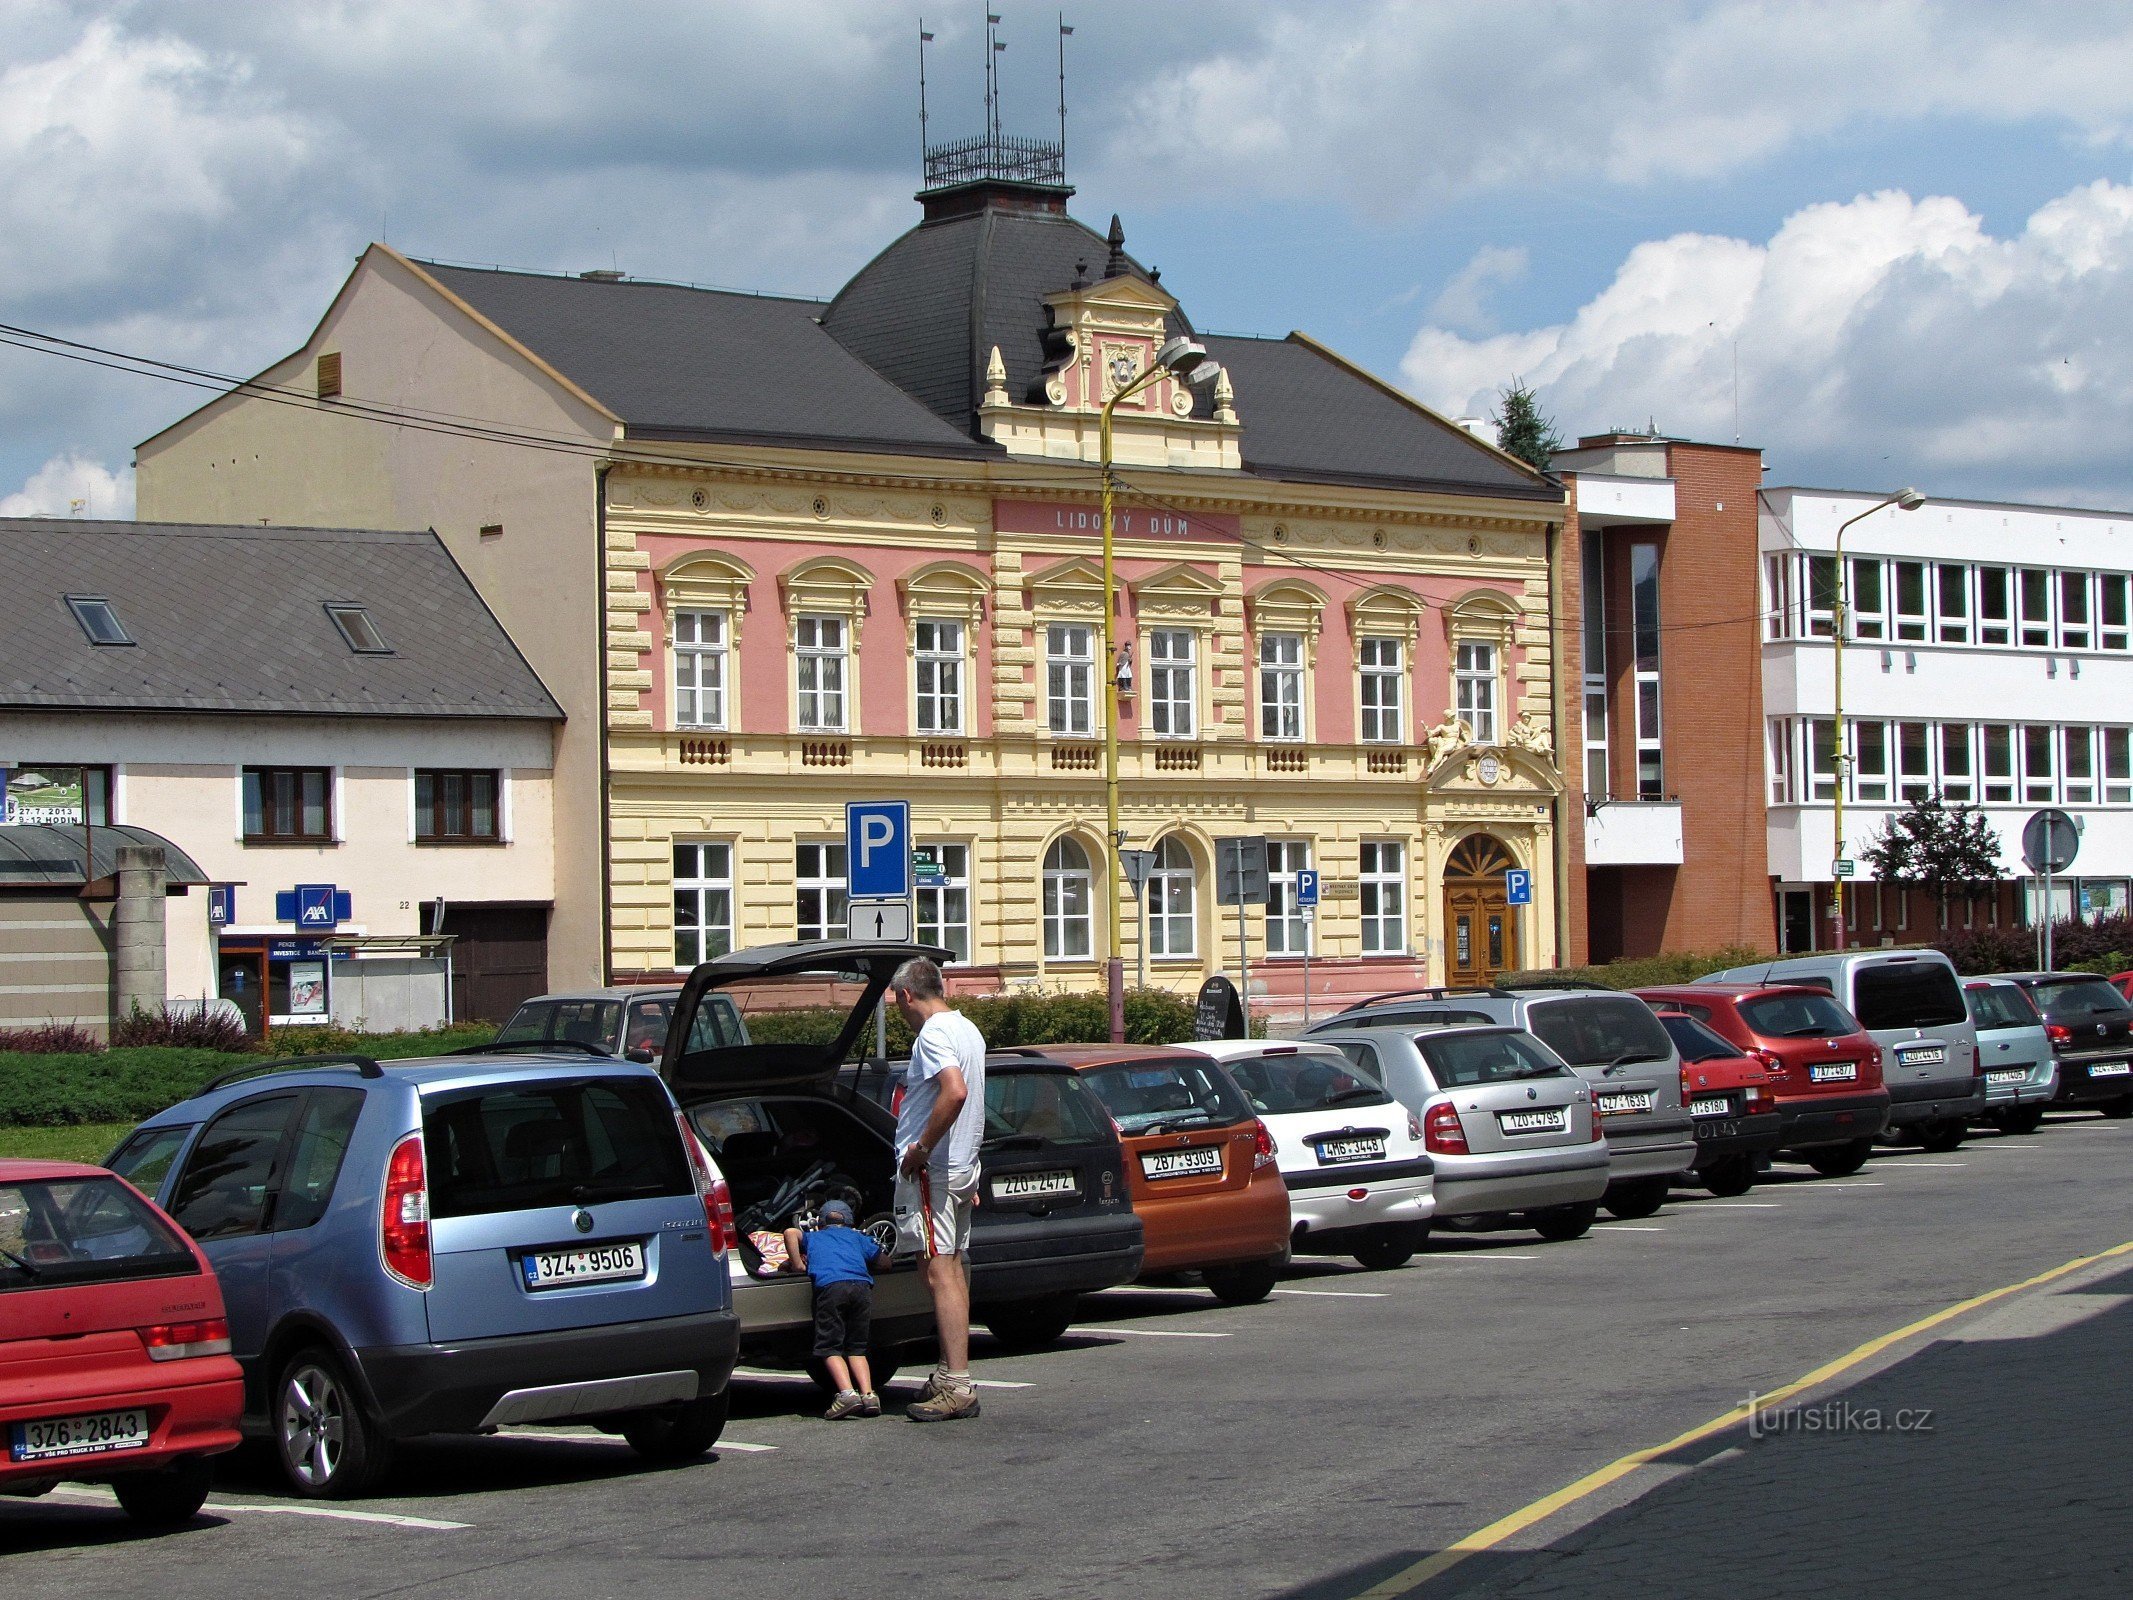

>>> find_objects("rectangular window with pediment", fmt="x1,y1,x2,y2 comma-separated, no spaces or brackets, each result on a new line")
1359,637,1404,743
1455,641,1499,747
674,610,727,729
914,619,964,734
1258,632,1304,741
1047,623,1095,736
1148,628,1196,738
795,615,847,732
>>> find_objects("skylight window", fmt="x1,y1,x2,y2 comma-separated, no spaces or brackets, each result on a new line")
65,596,132,646
325,603,392,655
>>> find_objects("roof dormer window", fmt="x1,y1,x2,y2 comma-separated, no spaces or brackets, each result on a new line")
325,603,392,655
65,596,132,646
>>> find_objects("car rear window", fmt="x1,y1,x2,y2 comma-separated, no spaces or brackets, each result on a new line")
423,1076,691,1219
1080,1058,1254,1135
1221,1049,1391,1114
2026,977,2131,1022
985,1070,1114,1148
1,1178,196,1292
1966,984,2041,1030
1416,1031,1567,1086
1851,962,1968,1030
1526,996,1674,1068
1657,1014,1746,1064
1738,991,1860,1039
496,999,623,1049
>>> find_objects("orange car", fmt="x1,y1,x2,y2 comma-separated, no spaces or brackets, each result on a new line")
1024,1046,1292,1304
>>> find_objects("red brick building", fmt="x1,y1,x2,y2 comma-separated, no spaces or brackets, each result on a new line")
1555,432,1776,963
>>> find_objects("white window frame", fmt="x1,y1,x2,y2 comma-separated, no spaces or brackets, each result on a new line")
1265,840,1312,956
1359,841,1406,955
1940,724,1975,802
2021,724,2056,803
2059,571,2092,651
2100,574,2130,651
1934,564,1969,645
1258,632,1305,742
795,614,848,733
1891,560,1928,643
1042,838,1094,960
913,618,965,735
1848,558,1887,642
2018,569,2053,648
1852,721,1890,803
795,842,848,941
1983,724,2016,803
673,841,734,967
673,609,728,730
1147,628,1197,739
2063,726,2096,804
1896,721,1933,802
1046,623,1096,737
914,842,971,962
1977,566,2012,646
1359,636,1405,744
2105,728,2132,804
1454,640,1498,746
1147,836,1197,959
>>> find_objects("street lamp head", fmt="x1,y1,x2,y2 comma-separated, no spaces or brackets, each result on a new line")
1180,358,1223,390
1895,488,1926,511
1154,335,1207,374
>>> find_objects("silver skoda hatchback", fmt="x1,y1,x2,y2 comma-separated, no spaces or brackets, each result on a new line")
1323,1026,1609,1243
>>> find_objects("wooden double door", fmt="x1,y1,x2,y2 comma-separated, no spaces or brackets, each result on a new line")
1443,834,1518,987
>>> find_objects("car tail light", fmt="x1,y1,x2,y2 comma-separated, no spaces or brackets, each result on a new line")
1744,1083,1771,1112
142,1318,231,1362
380,1132,432,1290
1251,1119,1278,1171
1749,1047,1785,1076
1423,1102,1469,1155
1407,1107,1424,1142
2047,1023,2073,1048
677,1113,732,1255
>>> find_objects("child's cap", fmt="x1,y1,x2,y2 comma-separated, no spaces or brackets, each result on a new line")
819,1198,855,1226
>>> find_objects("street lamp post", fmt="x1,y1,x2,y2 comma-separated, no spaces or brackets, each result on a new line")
1100,337,1222,1041
1829,487,1926,949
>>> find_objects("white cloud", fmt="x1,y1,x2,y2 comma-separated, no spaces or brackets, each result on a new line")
0,452,132,518
1402,180,2133,503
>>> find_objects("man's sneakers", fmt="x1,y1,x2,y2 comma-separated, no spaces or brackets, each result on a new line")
823,1389,867,1421
906,1377,980,1423
858,1391,882,1417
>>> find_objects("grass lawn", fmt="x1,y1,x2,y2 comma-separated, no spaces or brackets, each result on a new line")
0,1122,134,1165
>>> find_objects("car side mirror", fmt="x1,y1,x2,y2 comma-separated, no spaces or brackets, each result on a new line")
625,1046,657,1064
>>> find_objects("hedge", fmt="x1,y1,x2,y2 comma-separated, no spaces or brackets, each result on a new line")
1505,947,1767,992
747,987,1201,1058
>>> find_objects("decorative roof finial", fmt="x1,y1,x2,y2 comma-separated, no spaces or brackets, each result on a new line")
983,345,1009,408
1213,365,1237,426
1105,214,1126,279
1071,258,1088,290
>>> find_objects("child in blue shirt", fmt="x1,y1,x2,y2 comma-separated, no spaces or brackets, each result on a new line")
783,1198,885,1419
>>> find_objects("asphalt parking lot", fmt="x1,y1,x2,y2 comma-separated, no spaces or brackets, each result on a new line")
9,1117,2131,1599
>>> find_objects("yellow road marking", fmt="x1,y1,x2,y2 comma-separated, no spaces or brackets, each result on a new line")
1355,1236,2133,1598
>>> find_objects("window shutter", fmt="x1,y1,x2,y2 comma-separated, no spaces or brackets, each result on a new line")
316,351,342,398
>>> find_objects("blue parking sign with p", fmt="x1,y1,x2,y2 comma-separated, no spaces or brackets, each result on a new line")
846,801,911,900
1505,869,1533,906
1295,869,1321,909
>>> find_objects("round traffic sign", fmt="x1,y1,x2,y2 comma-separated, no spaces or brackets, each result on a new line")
2021,809,2080,874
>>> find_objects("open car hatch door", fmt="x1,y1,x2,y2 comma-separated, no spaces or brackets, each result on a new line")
663,939,952,1101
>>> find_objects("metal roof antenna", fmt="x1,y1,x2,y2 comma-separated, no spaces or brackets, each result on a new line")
1058,15,1073,167
991,13,1007,146
918,20,935,179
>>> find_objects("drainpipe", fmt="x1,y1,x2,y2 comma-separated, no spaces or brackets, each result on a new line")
1547,515,1570,969
595,459,615,985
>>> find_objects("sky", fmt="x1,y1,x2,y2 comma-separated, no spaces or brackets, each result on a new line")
7,0,2133,517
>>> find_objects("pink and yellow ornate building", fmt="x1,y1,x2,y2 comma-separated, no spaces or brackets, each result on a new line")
138,163,1570,1015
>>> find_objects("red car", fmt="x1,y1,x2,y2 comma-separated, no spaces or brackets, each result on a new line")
1,1160,243,1525
1648,1010,1783,1196
1637,985,1892,1177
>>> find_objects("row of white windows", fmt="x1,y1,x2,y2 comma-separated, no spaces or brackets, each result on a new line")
1768,718,2133,806
671,838,1414,968
673,610,1499,744
1765,553,2133,651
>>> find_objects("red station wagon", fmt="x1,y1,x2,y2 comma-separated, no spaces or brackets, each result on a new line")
1,1160,244,1525
1637,985,1892,1177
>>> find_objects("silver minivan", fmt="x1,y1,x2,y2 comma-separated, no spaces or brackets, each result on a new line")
1698,950,1982,1151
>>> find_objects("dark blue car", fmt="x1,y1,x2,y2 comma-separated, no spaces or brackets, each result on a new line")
108,1053,739,1497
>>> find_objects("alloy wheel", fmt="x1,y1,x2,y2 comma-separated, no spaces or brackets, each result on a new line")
281,1361,348,1490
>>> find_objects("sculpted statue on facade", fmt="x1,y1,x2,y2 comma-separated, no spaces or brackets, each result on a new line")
1423,710,1472,770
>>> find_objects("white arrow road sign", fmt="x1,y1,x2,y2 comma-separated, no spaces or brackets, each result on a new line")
849,897,912,941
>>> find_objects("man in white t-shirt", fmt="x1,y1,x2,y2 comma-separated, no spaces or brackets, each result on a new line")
889,955,987,1422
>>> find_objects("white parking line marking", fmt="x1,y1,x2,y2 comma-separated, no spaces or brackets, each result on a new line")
1696,1203,1782,1209
1817,1183,1883,1189
1271,1287,1390,1298
1070,1325,1232,1338
1991,1144,2040,1149
42,1487,468,1530
1890,1162,1969,1168
717,1441,779,1452
1432,1254,1539,1261
884,1375,1035,1390
1596,1225,1667,1232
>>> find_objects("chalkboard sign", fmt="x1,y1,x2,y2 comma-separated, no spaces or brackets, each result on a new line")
1194,975,1246,1040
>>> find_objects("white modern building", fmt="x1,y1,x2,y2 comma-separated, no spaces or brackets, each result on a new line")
1761,486,2133,950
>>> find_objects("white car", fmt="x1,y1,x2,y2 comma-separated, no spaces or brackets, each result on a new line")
1191,1039,1435,1270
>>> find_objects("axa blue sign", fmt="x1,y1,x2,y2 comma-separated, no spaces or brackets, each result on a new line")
274,884,351,929
207,884,234,926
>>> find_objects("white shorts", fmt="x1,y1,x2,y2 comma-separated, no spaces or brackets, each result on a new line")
893,1163,978,1259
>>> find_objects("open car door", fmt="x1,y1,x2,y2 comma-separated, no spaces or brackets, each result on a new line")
662,939,952,1100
